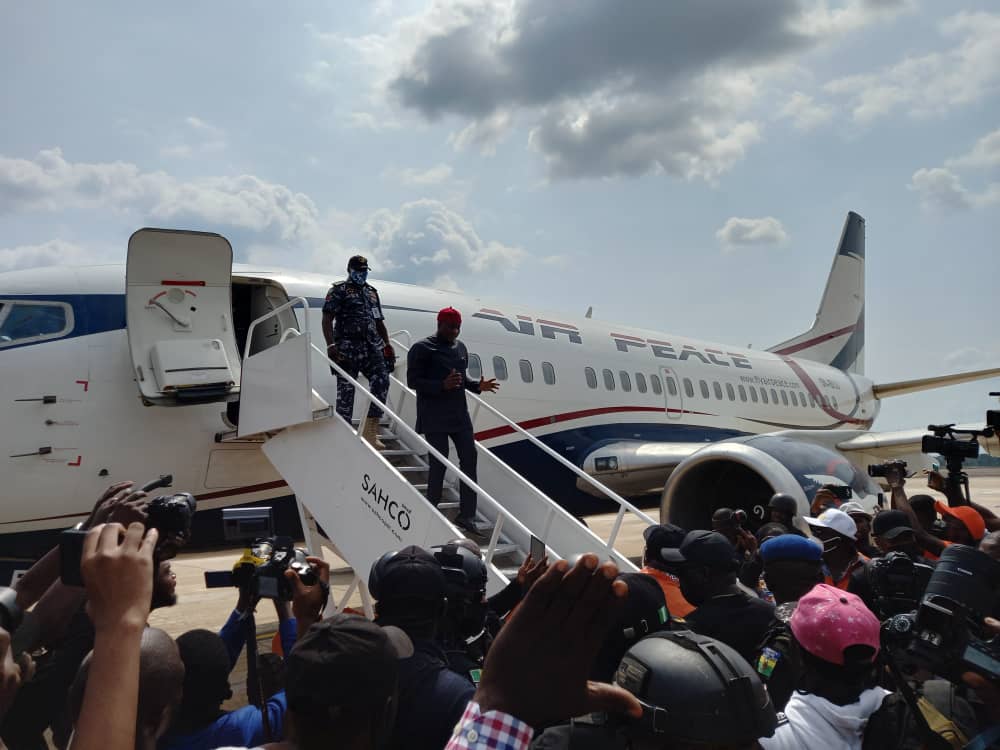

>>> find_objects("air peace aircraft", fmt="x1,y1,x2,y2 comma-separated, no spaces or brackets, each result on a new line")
1,211,998,582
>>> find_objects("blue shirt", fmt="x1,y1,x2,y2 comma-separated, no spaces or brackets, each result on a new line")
217,610,297,670
159,692,286,750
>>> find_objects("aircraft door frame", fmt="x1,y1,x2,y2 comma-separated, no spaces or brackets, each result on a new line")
661,367,682,420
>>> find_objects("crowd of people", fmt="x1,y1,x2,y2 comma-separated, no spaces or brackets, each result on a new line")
2,461,1000,750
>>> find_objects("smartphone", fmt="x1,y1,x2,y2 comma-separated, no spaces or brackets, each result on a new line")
530,535,546,561
59,529,88,587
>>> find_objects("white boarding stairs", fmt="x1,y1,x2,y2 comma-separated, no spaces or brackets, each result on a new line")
233,302,655,614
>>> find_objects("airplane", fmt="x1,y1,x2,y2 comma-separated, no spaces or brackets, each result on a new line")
2,211,998,584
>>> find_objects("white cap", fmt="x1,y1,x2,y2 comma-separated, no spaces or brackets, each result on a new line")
838,501,869,517
804,508,857,538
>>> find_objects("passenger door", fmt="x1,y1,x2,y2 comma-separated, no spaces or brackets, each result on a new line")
661,367,682,420
126,229,241,405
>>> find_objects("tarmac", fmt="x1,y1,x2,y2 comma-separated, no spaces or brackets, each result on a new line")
147,469,1000,713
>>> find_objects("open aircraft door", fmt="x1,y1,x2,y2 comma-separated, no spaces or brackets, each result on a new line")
126,229,241,405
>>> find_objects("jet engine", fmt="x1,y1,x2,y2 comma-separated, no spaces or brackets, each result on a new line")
661,434,882,532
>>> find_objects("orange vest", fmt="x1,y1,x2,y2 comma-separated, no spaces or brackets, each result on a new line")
640,566,695,618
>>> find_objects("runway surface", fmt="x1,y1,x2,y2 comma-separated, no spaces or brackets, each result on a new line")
148,470,1000,712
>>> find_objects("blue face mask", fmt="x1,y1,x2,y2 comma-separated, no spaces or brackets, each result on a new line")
349,269,368,286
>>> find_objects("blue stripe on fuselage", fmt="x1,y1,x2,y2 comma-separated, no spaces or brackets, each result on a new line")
0,294,126,351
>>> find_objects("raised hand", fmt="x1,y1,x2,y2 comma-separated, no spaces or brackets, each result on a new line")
82,523,158,633
479,377,499,393
285,556,331,636
474,553,641,728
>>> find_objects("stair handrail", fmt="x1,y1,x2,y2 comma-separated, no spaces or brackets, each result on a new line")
301,340,551,575
244,296,311,360
389,337,657,551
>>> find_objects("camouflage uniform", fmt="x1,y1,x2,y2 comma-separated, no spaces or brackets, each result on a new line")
323,280,389,422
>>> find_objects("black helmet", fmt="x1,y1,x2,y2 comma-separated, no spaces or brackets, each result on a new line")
768,493,799,517
347,255,370,272
614,630,777,746
430,543,487,600
367,545,447,604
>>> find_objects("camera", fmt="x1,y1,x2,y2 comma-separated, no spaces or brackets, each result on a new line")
892,545,1000,682
205,536,317,601
867,552,935,619
921,435,980,461
868,460,907,479
146,492,196,542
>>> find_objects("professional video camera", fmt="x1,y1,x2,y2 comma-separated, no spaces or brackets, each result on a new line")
868,459,907,479
882,545,1000,683
206,535,317,602
867,551,935,619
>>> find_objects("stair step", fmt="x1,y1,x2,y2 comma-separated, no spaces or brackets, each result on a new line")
380,449,420,457
493,543,520,556
437,501,460,511
397,466,426,474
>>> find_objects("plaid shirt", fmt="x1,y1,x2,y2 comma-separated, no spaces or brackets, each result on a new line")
446,701,533,750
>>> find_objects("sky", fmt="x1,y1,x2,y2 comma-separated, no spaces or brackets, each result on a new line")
1,0,998,431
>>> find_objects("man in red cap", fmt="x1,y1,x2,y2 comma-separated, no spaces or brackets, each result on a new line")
407,308,498,533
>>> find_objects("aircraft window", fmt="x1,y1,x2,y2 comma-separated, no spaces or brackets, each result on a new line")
585,367,598,389
832,396,839,409
713,382,723,400
760,388,769,404
0,301,73,347
542,361,556,385
519,359,534,383
799,391,808,407
493,356,508,381
603,369,616,391
699,380,709,399
651,374,664,395
780,390,788,406
683,378,694,398
620,371,632,392
635,373,647,393
771,388,779,404
738,385,747,402
749,387,759,403
664,377,676,396
468,354,483,380
726,383,736,401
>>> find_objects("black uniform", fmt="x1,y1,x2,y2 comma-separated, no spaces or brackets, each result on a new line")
406,336,481,521
685,591,775,665
322,280,389,422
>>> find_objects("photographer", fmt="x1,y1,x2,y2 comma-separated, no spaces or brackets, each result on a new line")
369,545,475,750
1,483,186,750
665,530,774,663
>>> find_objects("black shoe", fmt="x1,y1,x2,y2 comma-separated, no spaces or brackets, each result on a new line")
454,516,479,534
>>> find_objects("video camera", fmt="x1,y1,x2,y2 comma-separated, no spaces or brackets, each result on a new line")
882,545,1000,683
205,509,317,602
867,459,907,479
921,424,987,462
59,474,195,586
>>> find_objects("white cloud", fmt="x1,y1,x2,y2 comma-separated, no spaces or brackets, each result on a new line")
946,127,1000,170
715,216,789,248
159,116,227,160
383,163,454,187
448,111,515,155
795,0,913,36
907,167,1000,212
364,199,524,287
825,11,1000,122
777,92,833,130
0,240,110,272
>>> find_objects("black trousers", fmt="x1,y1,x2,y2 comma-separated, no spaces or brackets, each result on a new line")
425,429,478,519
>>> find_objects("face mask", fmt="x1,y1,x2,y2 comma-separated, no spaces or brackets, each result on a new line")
349,269,368,286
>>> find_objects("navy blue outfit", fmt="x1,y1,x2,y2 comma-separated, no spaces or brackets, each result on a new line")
158,692,286,750
390,637,475,750
322,280,389,421
406,336,482,519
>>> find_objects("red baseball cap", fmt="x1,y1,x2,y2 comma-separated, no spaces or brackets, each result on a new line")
790,583,880,665
437,307,462,325
935,502,986,541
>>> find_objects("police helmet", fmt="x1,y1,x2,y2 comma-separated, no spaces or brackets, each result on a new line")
768,493,799,517
614,630,777,746
347,255,370,272
367,545,447,604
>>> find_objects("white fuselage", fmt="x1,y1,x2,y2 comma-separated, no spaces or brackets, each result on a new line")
0,264,879,536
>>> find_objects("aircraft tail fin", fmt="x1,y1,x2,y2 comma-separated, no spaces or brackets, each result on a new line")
768,211,865,374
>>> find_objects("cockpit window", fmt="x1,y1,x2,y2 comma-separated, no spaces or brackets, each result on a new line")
0,301,73,347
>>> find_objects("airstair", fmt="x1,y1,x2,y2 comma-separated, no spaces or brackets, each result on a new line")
229,300,656,614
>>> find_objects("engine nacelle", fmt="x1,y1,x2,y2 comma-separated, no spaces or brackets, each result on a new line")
662,434,882,532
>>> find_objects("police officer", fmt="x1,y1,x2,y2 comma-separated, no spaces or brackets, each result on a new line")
321,256,394,448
